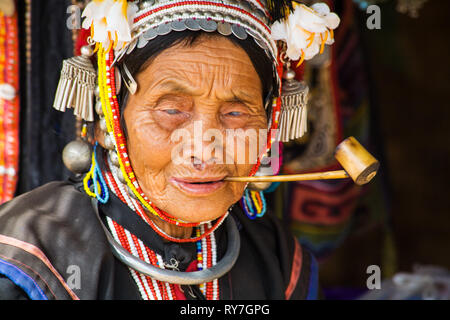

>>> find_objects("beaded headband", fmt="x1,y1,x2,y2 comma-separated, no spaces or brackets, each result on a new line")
122,0,277,62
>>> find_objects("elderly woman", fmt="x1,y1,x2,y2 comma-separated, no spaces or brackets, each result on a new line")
0,0,340,300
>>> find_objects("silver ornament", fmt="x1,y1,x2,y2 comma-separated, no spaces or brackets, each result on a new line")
117,169,127,184
247,181,272,192
62,140,93,174
104,133,115,150
99,117,108,132
109,150,120,167
80,45,94,57
95,101,104,116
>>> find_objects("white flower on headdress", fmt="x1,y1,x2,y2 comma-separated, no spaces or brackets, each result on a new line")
82,0,138,51
271,2,340,64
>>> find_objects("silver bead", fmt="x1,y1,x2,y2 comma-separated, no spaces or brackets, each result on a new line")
62,140,92,174
94,86,101,98
99,117,108,132
109,150,120,167
95,101,104,116
80,45,94,57
283,69,297,81
104,133,115,150
117,170,127,184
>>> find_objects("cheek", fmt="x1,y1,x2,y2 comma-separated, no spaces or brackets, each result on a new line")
124,109,174,181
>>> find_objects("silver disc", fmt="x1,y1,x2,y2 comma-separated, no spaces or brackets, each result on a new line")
199,19,217,32
137,35,148,49
156,23,172,36
185,18,200,31
254,36,268,51
217,21,232,36
126,38,138,54
171,19,187,32
143,27,158,41
231,24,248,40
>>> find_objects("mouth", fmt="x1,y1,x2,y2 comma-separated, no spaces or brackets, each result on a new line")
170,176,227,196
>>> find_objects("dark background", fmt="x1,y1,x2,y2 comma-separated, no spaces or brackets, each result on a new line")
320,0,450,288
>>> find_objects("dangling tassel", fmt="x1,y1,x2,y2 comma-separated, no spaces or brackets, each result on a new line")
53,45,96,122
277,60,309,143
240,189,267,220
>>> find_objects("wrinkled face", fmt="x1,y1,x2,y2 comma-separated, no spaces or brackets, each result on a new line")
124,36,267,223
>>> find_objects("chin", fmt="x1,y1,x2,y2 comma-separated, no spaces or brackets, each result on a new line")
155,183,243,223
165,197,236,224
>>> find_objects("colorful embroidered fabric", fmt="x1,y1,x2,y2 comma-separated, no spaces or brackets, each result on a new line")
278,1,390,263
0,8,19,203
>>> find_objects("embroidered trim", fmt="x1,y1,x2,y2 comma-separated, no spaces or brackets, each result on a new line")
0,234,80,300
0,257,48,300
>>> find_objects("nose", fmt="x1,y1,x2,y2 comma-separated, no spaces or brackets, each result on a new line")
191,156,206,171
173,116,225,170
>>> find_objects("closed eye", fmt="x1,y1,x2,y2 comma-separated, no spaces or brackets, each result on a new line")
226,111,244,117
163,109,182,115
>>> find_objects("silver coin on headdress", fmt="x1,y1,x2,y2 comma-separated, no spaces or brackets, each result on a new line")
199,19,217,32
171,19,187,32
231,25,248,40
185,18,201,31
157,23,172,36
143,27,158,41
217,21,232,36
